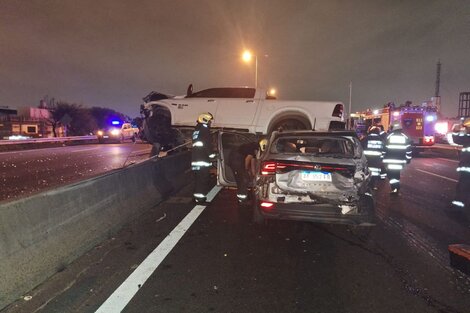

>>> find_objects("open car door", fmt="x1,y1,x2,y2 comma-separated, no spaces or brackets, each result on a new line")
217,131,258,187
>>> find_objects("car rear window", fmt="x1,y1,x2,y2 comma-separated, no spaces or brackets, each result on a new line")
270,136,357,158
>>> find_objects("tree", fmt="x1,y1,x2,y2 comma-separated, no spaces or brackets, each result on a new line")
43,99,78,137
89,107,129,129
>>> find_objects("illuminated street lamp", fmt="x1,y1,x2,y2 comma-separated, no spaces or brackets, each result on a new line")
242,50,258,88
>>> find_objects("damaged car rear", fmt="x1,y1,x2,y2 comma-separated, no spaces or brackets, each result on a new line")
253,131,375,226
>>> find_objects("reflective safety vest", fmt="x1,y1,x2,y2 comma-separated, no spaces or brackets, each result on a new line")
191,122,213,169
452,130,470,173
362,133,385,157
383,130,411,170
362,133,385,176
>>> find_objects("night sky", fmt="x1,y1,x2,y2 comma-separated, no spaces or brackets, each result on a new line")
1,0,469,118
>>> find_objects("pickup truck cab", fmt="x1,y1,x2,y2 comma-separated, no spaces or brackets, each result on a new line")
97,122,139,143
141,86,345,142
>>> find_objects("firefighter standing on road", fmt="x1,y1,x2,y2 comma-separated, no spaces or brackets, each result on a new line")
383,126,412,194
361,126,387,187
191,112,215,203
227,139,265,203
451,118,470,209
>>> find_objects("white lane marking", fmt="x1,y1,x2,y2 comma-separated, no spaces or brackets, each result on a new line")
416,169,458,183
95,185,222,313
436,157,459,164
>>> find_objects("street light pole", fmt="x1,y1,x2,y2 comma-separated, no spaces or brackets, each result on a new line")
255,55,258,89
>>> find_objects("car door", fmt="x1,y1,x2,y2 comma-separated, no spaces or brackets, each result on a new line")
217,131,258,186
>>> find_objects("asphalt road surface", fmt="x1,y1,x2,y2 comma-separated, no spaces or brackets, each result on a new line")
3,151,470,313
0,143,152,203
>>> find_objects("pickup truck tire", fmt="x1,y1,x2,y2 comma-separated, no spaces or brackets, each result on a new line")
268,116,311,133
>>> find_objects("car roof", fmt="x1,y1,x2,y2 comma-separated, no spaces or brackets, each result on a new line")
272,130,358,139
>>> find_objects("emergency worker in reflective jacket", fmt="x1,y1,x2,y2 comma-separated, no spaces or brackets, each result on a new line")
383,127,412,194
361,126,386,187
451,118,470,209
191,112,215,203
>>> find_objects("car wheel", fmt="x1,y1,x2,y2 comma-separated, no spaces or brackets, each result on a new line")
357,191,376,226
132,134,136,143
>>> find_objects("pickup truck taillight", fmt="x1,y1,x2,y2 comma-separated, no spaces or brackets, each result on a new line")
332,104,343,118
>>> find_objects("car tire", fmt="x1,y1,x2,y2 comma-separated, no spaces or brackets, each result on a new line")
358,191,376,226
132,134,136,143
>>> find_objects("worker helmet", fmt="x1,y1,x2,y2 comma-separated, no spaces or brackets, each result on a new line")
259,138,268,152
197,112,214,124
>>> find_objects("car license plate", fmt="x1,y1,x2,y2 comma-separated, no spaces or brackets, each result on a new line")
301,171,332,182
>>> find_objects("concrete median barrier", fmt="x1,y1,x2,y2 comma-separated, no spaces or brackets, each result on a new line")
0,151,191,309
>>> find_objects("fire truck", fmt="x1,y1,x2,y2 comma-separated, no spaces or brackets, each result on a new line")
357,104,438,151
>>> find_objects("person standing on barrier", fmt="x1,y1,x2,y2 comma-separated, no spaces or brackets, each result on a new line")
191,112,215,203
383,126,411,194
361,126,386,188
451,118,470,210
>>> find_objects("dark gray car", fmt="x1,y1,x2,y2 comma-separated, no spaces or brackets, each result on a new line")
251,130,375,226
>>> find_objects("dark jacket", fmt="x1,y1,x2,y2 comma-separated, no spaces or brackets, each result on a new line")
191,123,212,164
452,130,470,169
228,142,259,170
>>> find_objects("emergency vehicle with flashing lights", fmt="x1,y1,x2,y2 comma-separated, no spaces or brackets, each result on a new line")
96,122,139,143
358,105,438,151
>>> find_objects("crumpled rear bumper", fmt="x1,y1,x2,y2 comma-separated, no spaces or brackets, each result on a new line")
257,201,375,226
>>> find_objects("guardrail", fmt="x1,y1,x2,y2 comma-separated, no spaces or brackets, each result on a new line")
0,135,97,145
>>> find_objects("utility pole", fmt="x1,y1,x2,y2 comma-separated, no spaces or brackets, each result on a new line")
433,59,441,112
348,81,352,129
435,59,441,97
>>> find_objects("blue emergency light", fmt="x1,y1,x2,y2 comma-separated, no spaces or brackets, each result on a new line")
111,120,121,125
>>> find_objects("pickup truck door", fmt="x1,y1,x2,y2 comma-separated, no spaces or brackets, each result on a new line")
170,98,218,125
214,97,259,127
217,131,258,187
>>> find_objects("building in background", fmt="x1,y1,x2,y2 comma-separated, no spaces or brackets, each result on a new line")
0,106,53,139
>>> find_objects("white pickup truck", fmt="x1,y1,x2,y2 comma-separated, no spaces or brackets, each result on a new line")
140,86,344,144
97,122,139,143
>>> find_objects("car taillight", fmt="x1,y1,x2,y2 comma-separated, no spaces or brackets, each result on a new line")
424,136,434,145
260,201,275,211
332,104,343,118
261,161,277,175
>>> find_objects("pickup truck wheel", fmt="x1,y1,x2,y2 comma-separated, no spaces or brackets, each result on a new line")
269,118,310,133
